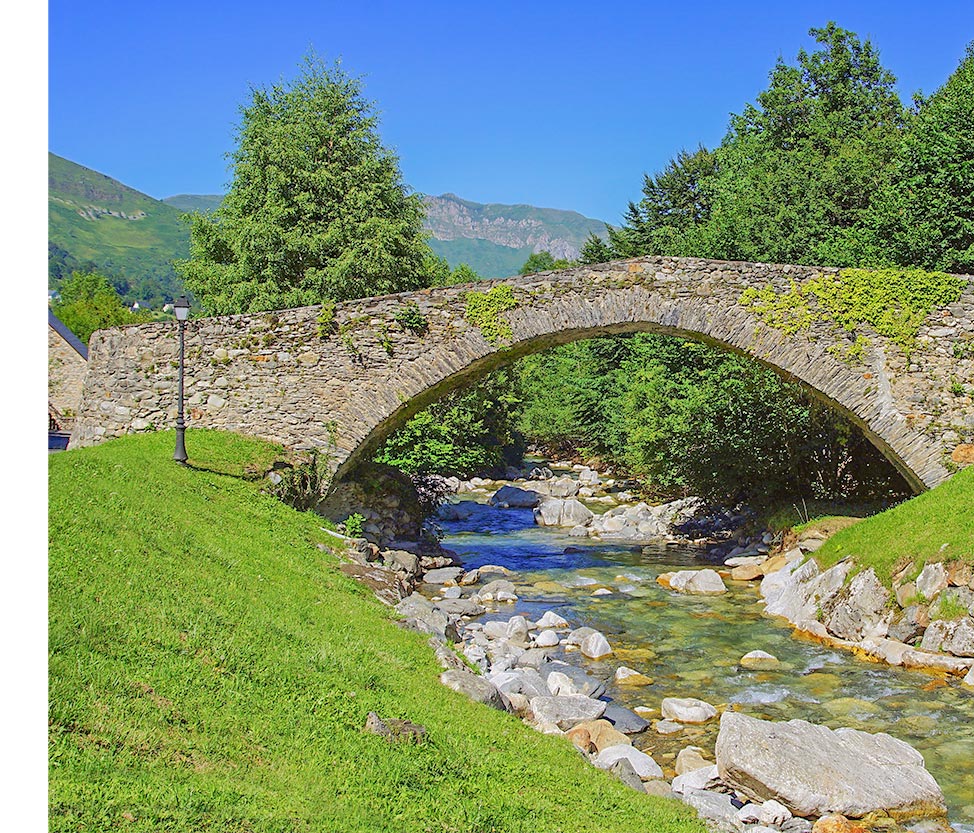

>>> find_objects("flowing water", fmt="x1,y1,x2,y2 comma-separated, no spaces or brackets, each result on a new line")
436,500,974,829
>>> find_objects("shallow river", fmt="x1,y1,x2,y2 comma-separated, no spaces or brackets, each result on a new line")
437,500,974,829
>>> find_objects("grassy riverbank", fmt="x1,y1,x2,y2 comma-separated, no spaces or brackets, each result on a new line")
810,466,974,586
49,430,704,833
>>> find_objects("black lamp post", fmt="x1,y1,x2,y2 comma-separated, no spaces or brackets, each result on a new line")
173,296,190,463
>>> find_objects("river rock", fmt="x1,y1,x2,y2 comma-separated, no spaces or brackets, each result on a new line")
394,593,460,642
675,745,712,775
423,566,465,585
565,626,598,645
516,648,551,669
479,579,518,602
887,605,926,644
655,719,684,734
731,563,765,581
566,718,630,752
963,665,974,686
916,562,949,602
763,558,853,625
530,694,606,729
668,569,727,595
681,789,741,828
439,670,508,711
488,485,541,508
602,702,650,734
534,497,594,528
740,650,780,670
434,598,485,617
901,646,973,674
546,671,581,697
715,711,947,820
488,668,549,699
536,610,570,629
823,568,891,641
920,616,974,656
661,697,718,724
615,666,654,686
672,764,722,795
594,745,664,779
535,629,561,648
540,661,607,698
608,758,646,792
580,631,612,659
526,475,580,498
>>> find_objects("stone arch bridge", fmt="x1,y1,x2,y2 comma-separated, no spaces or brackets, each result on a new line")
72,256,974,493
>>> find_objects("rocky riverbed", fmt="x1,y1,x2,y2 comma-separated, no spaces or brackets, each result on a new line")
331,464,973,832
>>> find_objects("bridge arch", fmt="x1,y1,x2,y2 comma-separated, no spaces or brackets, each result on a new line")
72,256,974,493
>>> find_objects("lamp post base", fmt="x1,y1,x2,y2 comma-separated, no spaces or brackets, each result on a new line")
174,427,187,463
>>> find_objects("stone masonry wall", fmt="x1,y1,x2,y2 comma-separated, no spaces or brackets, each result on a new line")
49,325,88,422
71,256,974,492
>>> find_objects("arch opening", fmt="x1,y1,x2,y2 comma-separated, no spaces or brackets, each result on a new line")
333,321,918,505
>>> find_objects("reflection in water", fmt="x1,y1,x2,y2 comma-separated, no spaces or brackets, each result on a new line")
438,499,974,828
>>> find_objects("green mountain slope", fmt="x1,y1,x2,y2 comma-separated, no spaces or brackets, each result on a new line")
48,153,189,307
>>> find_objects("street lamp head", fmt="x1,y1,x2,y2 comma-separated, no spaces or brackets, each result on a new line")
174,296,191,322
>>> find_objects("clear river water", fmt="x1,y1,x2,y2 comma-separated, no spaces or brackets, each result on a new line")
436,499,974,830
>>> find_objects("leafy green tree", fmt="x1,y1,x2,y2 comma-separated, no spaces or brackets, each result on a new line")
608,146,717,258
871,45,974,273
52,271,149,343
701,23,905,266
578,234,615,264
177,55,437,314
519,251,572,275
375,370,525,477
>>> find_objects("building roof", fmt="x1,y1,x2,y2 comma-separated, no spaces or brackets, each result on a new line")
48,308,88,360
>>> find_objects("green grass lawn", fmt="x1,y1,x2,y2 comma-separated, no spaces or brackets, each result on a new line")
812,466,974,586
49,430,705,833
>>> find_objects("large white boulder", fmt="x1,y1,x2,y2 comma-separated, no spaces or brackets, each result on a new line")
715,712,947,820
669,569,727,595
661,697,718,724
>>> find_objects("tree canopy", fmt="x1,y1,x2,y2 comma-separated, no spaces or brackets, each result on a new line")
177,55,437,314
52,272,149,344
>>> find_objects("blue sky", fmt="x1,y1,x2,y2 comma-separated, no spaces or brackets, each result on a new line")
47,0,974,225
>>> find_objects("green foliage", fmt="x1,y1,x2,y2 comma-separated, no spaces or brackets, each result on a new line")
869,45,974,274
463,284,519,344
518,250,572,275
343,512,365,537
52,271,151,343
49,430,704,832
578,233,616,264
270,449,329,511
609,146,718,258
516,334,909,505
394,301,428,335
740,267,965,357
176,55,438,315
375,370,525,478
316,300,337,336
930,590,968,621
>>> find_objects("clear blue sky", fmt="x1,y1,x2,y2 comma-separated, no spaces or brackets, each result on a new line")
47,1,974,224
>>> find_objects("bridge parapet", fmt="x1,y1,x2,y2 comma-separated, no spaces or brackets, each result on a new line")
71,256,974,491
